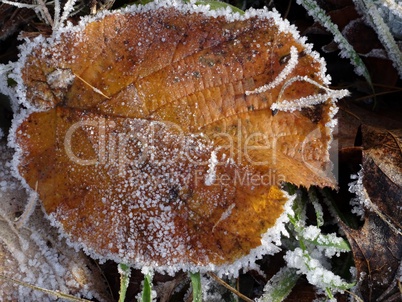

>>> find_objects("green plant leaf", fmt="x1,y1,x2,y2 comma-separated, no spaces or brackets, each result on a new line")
306,233,351,251
141,272,153,302
258,267,300,302
118,263,131,302
190,272,202,302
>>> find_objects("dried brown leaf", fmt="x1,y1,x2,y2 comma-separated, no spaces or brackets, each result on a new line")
345,212,402,302
344,125,402,301
12,3,342,272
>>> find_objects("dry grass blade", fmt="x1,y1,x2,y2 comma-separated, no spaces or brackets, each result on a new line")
208,272,253,302
0,274,93,302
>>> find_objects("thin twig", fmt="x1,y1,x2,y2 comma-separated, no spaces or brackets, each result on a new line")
283,0,292,19
345,289,364,302
208,272,253,302
36,0,54,27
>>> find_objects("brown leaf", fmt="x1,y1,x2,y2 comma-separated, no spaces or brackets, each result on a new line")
328,5,360,31
362,125,402,210
342,20,382,54
337,100,402,150
343,125,402,301
345,212,402,302
12,3,342,272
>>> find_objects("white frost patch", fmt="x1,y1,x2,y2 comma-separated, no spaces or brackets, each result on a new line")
301,226,349,258
205,150,218,186
302,225,321,241
137,266,157,301
284,247,347,294
141,266,153,277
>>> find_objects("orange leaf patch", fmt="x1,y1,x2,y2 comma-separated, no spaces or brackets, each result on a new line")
11,1,347,273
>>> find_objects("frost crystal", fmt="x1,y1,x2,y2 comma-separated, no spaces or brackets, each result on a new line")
205,150,218,186
349,168,369,218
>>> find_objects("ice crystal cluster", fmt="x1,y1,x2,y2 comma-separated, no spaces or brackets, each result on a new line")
348,171,368,219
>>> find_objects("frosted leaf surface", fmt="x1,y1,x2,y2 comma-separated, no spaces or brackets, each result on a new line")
0,141,109,301
7,0,346,274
